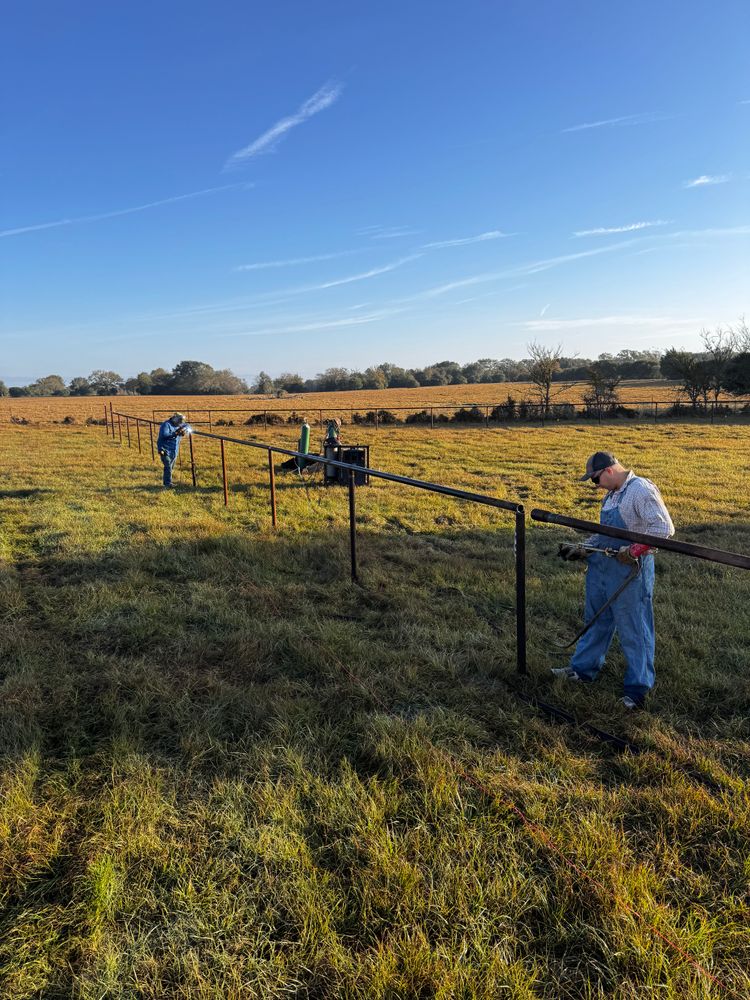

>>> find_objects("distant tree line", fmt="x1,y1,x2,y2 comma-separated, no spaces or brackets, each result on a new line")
0,361,249,398
1,321,748,400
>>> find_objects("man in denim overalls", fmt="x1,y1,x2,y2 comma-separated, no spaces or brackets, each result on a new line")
553,451,674,709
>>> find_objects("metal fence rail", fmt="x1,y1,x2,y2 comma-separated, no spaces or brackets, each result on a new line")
110,408,527,674
530,508,750,571
149,397,750,430
106,407,750,680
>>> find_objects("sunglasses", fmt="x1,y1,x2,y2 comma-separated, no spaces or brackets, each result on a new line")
591,467,610,485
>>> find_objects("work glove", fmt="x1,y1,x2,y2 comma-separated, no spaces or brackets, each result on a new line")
616,543,650,565
558,543,589,562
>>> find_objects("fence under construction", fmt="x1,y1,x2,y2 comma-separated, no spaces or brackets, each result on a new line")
149,397,750,430
107,406,750,681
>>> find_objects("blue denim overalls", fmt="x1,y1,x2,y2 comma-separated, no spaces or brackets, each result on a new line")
569,478,656,702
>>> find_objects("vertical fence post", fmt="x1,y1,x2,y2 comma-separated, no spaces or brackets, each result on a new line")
188,434,197,487
485,405,489,429
110,402,114,438
319,409,323,430
375,409,379,432
654,402,658,424
220,439,229,507
348,468,358,583
117,413,122,443
263,410,267,433
514,508,527,675
126,416,131,448
103,404,108,434
430,407,434,430
149,422,155,461
268,449,277,527
208,410,213,432
136,419,142,453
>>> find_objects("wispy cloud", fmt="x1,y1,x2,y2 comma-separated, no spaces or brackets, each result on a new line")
524,314,701,332
224,81,343,170
683,174,731,188
218,307,406,339
310,254,422,290
540,303,550,317
420,230,508,249
562,111,671,133
234,249,364,272
410,241,633,300
357,224,419,240
573,220,671,237
0,183,250,239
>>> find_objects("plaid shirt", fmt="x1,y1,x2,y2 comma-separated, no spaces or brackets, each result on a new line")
589,471,674,544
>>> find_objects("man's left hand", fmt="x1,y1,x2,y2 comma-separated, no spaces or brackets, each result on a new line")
616,546,639,565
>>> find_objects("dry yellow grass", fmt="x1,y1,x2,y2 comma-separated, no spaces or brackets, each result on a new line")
3,379,747,425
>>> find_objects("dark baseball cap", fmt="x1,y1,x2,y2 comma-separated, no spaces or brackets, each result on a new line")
579,451,617,481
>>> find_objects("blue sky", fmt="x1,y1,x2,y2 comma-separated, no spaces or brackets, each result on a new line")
2,0,748,383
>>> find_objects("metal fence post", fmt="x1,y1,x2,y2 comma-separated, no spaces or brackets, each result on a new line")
268,449,277,527
220,439,229,506
117,413,122,443
126,416,131,448
348,468,358,583
430,407,434,430
110,401,114,438
189,433,197,487
136,419,142,453
103,404,108,433
654,402,658,423
375,409,379,431
149,422,155,461
208,410,213,432
514,508,527,675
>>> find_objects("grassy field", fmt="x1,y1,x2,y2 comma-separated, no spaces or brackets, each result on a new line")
6,379,749,426
1,421,749,998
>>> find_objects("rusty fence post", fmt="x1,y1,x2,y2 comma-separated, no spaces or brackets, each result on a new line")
136,419,142,453
514,507,527,675
268,449,277,527
208,410,213,432
485,405,489,429
117,413,122,443
375,409,379,431
220,439,229,506
430,407,434,430
125,416,131,448
103,404,108,433
149,422,155,461
654,402,658,424
189,433,197,487
109,402,114,438
348,468,358,583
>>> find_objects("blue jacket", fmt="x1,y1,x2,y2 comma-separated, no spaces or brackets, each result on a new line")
157,420,182,457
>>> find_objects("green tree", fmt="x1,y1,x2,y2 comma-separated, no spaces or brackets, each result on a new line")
69,377,93,395
0,380,8,397
28,374,69,396
723,353,750,396
253,371,275,394
88,370,123,395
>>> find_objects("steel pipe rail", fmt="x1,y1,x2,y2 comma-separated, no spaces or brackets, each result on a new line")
531,508,750,571
113,410,527,673
120,414,523,514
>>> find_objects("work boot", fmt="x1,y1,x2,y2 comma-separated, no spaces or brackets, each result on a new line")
619,695,645,710
550,666,582,681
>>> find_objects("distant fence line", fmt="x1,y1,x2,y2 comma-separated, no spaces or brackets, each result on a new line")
107,406,750,681
148,398,750,431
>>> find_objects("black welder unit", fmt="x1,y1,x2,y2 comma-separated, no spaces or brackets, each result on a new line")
323,444,370,486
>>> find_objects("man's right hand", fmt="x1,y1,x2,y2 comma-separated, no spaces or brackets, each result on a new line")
558,543,590,561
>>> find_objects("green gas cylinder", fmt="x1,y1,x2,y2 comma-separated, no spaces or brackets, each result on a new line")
298,420,310,454
296,420,311,470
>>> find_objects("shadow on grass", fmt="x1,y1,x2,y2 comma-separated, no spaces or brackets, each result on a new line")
0,488,54,499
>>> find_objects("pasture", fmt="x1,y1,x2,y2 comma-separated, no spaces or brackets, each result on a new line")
1,419,749,999
2,379,740,427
